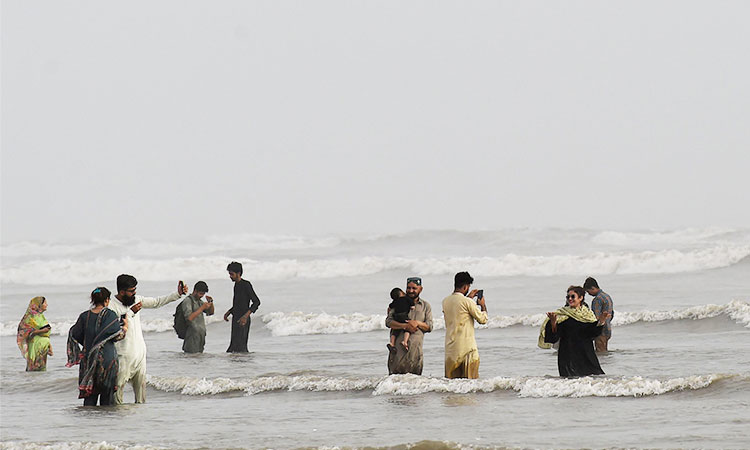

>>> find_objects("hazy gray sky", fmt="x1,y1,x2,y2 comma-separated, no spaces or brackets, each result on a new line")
3,1,749,243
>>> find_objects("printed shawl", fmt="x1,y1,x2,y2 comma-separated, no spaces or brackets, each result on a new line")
17,297,50,358
66,308,123,398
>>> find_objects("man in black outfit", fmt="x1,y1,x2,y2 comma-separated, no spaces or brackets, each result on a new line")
223,261,261,352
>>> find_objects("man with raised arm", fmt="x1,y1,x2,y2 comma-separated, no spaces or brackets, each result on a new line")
385,276,433,375
109,274,186,404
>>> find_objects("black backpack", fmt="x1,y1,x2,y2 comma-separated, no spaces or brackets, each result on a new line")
173,300,188,339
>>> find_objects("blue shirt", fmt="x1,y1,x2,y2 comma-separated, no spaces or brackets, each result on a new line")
591,290,614,338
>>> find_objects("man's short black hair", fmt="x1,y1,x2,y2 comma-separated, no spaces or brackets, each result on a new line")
116,274,138,292
227,261,243,275
454,271,474,289
194,281,209,293
583,277,599,290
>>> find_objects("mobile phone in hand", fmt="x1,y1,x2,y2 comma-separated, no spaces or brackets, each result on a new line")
41,324,51,330
475,290,484,303
120,314,127,323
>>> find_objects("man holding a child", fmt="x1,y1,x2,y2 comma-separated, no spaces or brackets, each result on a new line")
385,276,433,375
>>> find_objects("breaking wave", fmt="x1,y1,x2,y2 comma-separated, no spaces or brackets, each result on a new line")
261,300,750,336
146,373,746,398
2,301,747,337
2,246,749,286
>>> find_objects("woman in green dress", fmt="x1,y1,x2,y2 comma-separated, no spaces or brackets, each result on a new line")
17,296,53,371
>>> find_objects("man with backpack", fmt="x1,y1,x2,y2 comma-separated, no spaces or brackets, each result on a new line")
175,281,215,353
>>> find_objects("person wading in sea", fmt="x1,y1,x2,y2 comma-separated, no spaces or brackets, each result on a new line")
385,276,433,375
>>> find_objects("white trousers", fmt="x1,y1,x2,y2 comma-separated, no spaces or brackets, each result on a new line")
115,355,147,404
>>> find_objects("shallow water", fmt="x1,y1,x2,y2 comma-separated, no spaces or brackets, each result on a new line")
1,228,749,449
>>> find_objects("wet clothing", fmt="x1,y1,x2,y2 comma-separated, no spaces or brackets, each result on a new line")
385,298,433,375
67,308,123,405
591,290,614,338
388,296,413,337
17,297,52,372
109,292,181,403
177,294,212,353
226,279,261,353
541,306,605,377
442,292,488,379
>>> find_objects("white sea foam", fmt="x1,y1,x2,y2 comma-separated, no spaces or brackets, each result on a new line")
3,245,749,285
261,300,750,336
262,311,387,336
3,301,746,337
147,374,379,396
612,300,750,328
0,316,224,337
146,373,744,398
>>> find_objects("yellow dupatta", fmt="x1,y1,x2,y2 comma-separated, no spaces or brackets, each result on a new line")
537,305,597,349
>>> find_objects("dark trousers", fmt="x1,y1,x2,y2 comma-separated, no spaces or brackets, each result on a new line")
83,388,115,406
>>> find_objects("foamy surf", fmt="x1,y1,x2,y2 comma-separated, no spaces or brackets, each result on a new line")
2,301,747,337
146,373,746,398
261,300,750,336
3,245,749,285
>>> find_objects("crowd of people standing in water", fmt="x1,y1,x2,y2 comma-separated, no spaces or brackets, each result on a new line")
16,262,615,406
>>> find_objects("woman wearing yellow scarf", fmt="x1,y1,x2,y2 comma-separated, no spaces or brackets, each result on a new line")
538,286,609,377
17,296,54,371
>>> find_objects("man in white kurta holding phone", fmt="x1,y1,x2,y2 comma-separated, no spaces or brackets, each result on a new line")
108,274,186,404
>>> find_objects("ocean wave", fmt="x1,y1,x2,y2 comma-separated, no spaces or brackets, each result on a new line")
0,234,342,259
3,301,747,337
590,227,739,247
0,316,225,337
146,373,746,398
147,374,379,396
613,300,750,328
3,245,749,285
261,300,750,336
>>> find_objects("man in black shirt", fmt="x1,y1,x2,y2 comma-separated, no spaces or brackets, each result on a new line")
223,261,261,352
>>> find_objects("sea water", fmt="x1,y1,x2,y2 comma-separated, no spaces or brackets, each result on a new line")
1,228,749,449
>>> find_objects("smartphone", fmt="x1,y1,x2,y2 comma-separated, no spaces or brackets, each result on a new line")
41,324,51,330
475,290,484,303
120,314,127,323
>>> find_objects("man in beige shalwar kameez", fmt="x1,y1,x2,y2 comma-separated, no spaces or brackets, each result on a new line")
386,277,433,375
442,271,488,379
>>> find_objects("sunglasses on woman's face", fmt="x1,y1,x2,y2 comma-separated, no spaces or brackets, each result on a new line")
566,295,576,300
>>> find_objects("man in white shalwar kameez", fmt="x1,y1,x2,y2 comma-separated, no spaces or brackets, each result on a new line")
108,274,186,404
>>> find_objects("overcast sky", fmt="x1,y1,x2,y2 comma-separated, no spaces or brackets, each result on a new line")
2,1,749,244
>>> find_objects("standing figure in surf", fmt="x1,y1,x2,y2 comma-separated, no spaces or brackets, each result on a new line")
223,261,261,353
442,271,488,379
538,285,610,377
108,274,186,403
584,277,614,352
385,276,433,375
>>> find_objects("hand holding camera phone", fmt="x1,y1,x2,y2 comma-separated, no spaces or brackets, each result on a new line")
474,290,484,304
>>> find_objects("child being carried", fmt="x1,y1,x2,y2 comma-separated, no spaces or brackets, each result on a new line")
387,287,415,353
